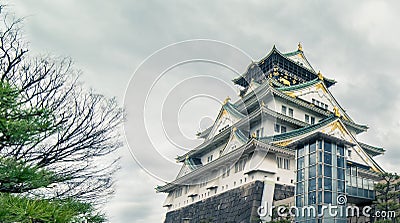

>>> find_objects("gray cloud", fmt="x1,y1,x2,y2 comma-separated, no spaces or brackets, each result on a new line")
10,0,400,222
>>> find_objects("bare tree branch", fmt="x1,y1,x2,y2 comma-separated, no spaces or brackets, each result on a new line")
0,7,124,204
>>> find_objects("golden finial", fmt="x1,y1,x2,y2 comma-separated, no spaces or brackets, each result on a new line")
333,106,341,117
261,100,265,107
233,126,237,131
186,155,189,160
318,71,324,80
223,96,231,104
252,132,257,138
298,42,303,51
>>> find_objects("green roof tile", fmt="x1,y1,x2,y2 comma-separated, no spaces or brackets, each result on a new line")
259,115,338,142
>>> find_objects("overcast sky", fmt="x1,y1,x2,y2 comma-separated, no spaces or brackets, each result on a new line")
9,1,400,222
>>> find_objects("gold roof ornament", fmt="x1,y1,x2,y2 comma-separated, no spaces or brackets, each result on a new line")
273,66,279,76
251,132,257,138
279,77,291,86
276,140,293,147
286,92,296,98
186,155,189,160
223,96,231,104
318,71,324,80
298,42,303,51
261,100,266,107
333,106,341,117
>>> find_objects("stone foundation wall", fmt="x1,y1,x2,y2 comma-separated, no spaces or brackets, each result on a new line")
164,181,264,223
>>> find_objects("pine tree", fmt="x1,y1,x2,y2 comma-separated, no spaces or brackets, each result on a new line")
0,81,105,222
374,172,400,223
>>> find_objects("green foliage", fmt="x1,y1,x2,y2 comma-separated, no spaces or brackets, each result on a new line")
0,80,106,222
0,81,53,147
374,172,400,221
269,204,291,223
0,4,123,220
0,157,105,222
0,157,64,193
0,193,105,223
374,220,392,223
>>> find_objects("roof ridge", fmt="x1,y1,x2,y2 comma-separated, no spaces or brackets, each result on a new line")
234,127,249,143
223,101,245,118
358,141,385,152
259,115,338,142
282,49,302,57
276,78,321,91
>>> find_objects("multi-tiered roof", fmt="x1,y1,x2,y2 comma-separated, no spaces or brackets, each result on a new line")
156,44,384,193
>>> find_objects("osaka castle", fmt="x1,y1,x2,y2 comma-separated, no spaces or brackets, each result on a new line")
156,44,385,223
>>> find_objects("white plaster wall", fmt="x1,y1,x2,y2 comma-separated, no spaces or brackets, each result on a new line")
200,143,225,164
295,85,338,113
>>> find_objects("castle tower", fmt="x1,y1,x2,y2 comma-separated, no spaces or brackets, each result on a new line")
156,44,385,223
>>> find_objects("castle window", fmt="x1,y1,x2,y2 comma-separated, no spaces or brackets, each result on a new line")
222,167,230,178
281,126,287,133
281,105,287,115
288,108,294,117
277,157,290,170
256,127,264,138
277,157,282,168
274,124,280,133
305,114,316,124
312,98,329,110
175,187,183,198
282,105,287,115
235,158,247,173
207,155,213,163
284,158,290,169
